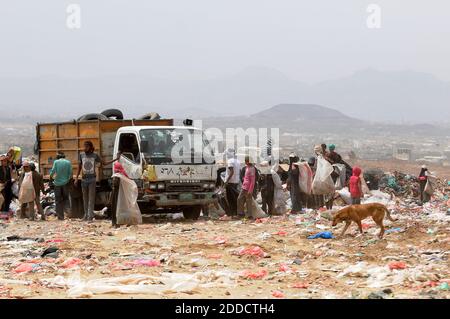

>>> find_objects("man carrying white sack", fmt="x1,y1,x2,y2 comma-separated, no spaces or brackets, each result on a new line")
111,161,142,227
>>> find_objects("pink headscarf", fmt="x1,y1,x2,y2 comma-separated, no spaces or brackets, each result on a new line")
114,161,129,178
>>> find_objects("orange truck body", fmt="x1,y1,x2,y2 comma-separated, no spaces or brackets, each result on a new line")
36,119,173,180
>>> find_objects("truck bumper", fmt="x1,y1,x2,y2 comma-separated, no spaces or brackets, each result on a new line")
140,192,217,206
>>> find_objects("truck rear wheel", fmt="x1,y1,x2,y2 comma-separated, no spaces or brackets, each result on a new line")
183,206,202,220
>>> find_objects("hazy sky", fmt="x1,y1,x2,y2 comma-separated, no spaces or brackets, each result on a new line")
1,0,449,83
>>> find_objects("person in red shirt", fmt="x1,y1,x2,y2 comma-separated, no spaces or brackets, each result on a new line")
349,167,363,205
237,156,256,218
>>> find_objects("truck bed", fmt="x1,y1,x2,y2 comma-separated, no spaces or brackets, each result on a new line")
37,118,173,180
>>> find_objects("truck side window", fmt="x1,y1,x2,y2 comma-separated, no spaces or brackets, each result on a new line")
119,133,140,163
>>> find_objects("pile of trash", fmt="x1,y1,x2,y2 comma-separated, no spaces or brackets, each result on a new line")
0,169,449,299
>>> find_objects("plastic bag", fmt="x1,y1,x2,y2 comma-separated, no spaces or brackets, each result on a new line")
11,181,19,198
13,262,38,273
271,165,287,215
235,246,267,258
337,187,352,205
241,269,268,280
360,175,370,195
307,231,334,239
250,198,267,219
332,164,346,190
388,261,407,270
43,271,237,297
297,162,313,194
312,157,335,195
19,172,35,204
424,174,437,195
112,173,143,225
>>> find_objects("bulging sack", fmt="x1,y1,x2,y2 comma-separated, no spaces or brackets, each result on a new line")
312,157,335,195
297,162,313,194
251,198,267,218
113,173,142,225
19,172,35,204
332,164,346,190
424,174,437,195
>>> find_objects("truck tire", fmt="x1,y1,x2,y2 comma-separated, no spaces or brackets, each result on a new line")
139,112,161,120
77,113,109,121
183,206,202,220
101,108,124,120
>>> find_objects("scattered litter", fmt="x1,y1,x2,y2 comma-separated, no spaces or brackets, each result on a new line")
61,258,82,269
13,263,39,274
388,261,407,271
240,269,268,280
307,231,334,239
234,246,267,258
272,290,285,298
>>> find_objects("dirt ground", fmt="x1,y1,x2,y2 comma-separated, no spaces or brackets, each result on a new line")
1,200,449,299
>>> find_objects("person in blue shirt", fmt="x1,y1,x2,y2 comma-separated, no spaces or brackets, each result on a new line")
50,152,73,220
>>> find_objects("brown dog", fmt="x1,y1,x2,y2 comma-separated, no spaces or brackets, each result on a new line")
332,203,397,239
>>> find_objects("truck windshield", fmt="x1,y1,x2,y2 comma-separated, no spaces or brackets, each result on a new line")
139,128,214,164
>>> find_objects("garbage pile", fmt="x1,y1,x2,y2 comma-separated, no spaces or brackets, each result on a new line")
0,170,449,299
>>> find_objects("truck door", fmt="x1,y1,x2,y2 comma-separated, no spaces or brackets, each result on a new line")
116,132,142,179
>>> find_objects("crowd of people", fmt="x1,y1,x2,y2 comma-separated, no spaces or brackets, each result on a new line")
216,144,361,219
0,141,120,222
218,143,434,219
0,141,434,223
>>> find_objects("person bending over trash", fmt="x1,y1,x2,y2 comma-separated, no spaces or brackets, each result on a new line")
327,144,353,182
418,165,430,204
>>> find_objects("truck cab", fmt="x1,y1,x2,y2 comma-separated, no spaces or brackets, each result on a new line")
113,126,217,219
37,118,217,220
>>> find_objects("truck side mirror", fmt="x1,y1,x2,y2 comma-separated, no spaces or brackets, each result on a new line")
140,140,149,153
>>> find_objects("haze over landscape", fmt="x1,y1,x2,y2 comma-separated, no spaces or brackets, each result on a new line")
1,1,450,124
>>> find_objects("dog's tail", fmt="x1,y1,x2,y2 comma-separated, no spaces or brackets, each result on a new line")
384,206,397,222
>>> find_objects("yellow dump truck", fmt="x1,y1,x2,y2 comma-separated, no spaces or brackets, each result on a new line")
37,118,217,219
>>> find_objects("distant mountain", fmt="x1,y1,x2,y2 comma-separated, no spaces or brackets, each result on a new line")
1,67,450,123
203,103,359,134
253,103,352,121
203,103,450,137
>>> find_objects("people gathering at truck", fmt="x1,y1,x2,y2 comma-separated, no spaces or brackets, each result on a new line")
0,141,436,223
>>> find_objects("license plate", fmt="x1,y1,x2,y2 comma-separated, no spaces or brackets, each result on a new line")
179,193,193,201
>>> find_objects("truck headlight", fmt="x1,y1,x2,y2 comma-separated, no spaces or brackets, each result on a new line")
157,182,165,189
203,183,209,189
209,183,215,189
149,184,157,190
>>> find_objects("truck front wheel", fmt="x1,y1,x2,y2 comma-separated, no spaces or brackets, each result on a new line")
183,206,202,220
